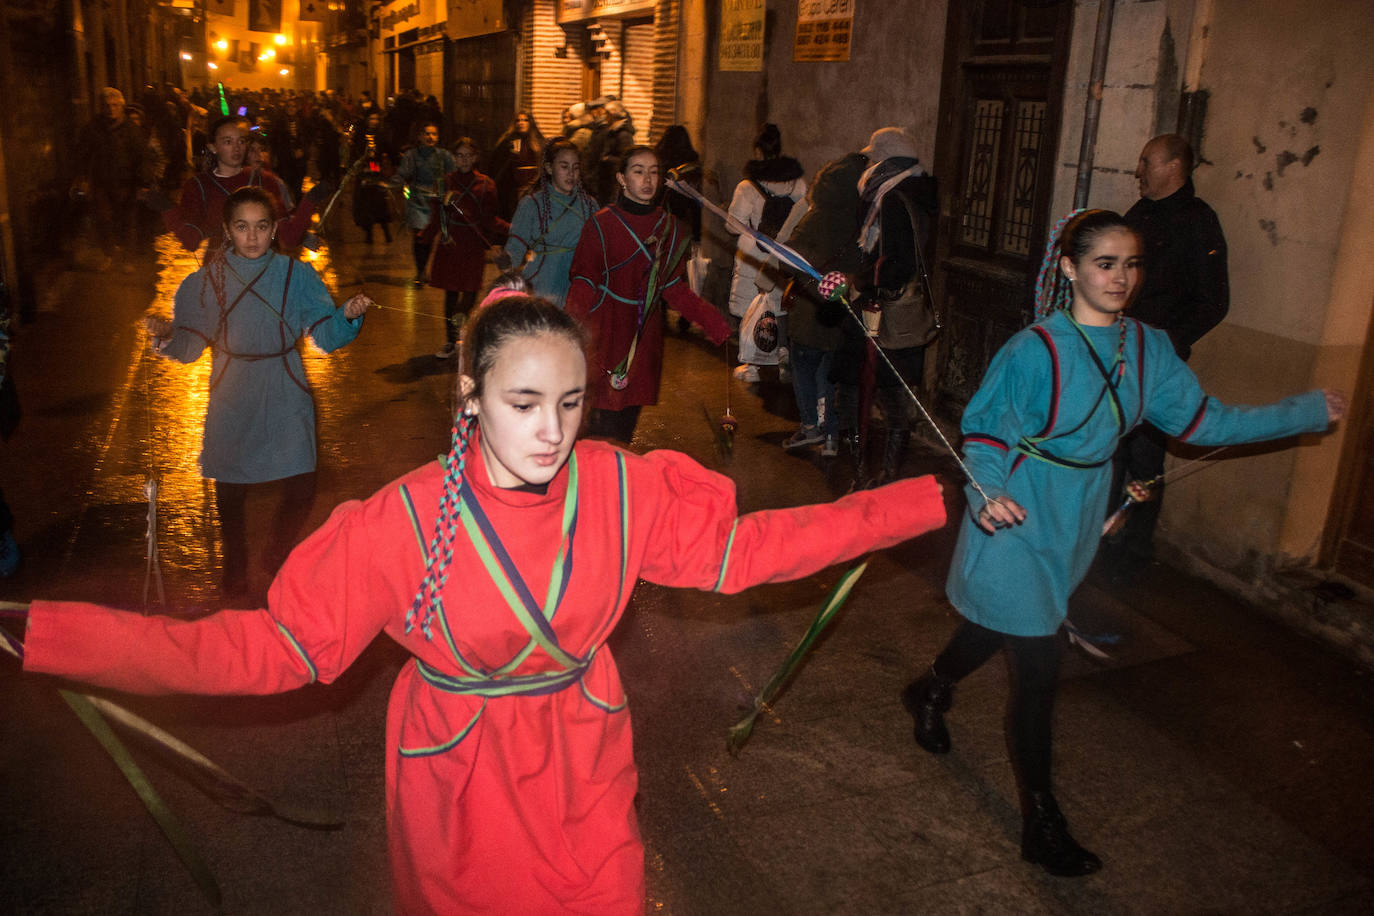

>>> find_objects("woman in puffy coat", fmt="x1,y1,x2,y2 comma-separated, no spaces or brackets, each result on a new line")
726,123,806,382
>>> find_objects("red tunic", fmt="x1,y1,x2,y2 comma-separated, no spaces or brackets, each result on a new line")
566,205,731,410
23,438,946,914
164,167,315,251
421,169,509,292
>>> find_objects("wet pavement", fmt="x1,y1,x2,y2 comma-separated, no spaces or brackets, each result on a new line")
2,221,1373,914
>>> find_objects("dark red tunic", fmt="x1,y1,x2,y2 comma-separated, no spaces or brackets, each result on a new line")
566,205,730,411
421,169,509,293
163,167,315,251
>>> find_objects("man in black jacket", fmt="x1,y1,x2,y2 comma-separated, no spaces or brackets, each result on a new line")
1109,133,1230,574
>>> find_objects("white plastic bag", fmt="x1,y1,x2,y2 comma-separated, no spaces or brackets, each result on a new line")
737,289,783,366
686,244,710,296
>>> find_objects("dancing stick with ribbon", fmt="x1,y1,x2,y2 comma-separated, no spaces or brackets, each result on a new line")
726,561,870,754
0,619,220,905
665,177,999,509
303,155,370,251
0,606,344,904
1101,445,1229,537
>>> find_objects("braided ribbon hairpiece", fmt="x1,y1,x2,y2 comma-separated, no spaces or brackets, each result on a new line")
1034,208,1087,317
406,414,475,640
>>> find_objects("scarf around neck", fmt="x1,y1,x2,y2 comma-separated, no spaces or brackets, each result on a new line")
858,156,927,252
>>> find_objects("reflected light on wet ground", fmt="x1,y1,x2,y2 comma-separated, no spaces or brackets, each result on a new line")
80,190,465,608
87,234,387,605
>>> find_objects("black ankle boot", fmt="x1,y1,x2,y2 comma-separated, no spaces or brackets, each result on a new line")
1020,791,1102,877
900,666,954,754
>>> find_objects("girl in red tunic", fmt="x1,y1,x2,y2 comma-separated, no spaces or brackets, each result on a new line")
421,137,510,359
19,294,948,914
566,146,731,443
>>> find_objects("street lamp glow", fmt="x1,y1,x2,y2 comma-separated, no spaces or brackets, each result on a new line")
279,68,290,76
180,52,192,61
215,39,228,51
207,62,218,70
274,34,287,46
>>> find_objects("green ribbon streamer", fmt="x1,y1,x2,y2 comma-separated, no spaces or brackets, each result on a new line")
1,608,344,910
81,692,345,830
59,689,223,908
727,560,870,755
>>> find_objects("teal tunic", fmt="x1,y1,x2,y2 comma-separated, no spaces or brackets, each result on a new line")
161,250,364,484
947,310,1328,637
504,186,596,307
395,145,457,230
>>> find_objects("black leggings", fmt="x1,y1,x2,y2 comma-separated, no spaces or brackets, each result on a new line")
932,619,1061,794
215,472,318,591
412,235,433,278
443,290,476,345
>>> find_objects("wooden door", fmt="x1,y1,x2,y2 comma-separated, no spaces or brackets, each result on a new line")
931,0,1072,413
445,31,518,153
1329,296,1374,587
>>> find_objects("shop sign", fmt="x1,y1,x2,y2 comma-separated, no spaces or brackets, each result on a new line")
378,0,445,39
379,1,422,33
556,0,655,24
794,0,853,62
448,0,506,39
720,0,765,72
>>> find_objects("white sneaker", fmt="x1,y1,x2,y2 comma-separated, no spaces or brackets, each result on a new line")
733,364,761,383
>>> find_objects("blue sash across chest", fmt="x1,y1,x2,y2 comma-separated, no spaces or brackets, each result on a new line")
395,451,632,757
1012,317,1146,473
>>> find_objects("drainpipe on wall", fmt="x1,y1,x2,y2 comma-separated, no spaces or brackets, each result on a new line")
1072,0,1117,209
69,0,89,115
1177,0,1214,154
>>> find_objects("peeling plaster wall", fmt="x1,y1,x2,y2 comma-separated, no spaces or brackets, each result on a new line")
1171,0,1373,570
697,0,948,308
700,1,948,220
1051,0,1374,583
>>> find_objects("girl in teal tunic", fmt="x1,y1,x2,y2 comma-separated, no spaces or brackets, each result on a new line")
902,209,1346,877
146,187,371,601
504,139,597,307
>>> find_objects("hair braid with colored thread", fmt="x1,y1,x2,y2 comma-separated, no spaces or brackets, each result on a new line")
406,412,475,640
1034,208,1086,318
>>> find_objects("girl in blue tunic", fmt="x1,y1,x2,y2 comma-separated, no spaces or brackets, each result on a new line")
394,120,457,286
902,209,1346,877
504,139,597,307
146,187,372,601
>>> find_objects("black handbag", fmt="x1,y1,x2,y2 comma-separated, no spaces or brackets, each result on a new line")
876,191,940,350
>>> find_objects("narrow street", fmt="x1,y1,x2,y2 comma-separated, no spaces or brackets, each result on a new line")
1,227,1371,914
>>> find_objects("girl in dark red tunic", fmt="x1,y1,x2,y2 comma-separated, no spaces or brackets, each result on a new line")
566,146,730,444
19,293,948,913
421,137,510,359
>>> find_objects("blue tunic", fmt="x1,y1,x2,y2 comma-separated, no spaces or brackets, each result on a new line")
395,146,457,230
161,250,363,484
947,310,1328,637
504,186,596,307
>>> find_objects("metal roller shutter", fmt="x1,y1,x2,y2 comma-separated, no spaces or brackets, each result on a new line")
522,0,585,138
